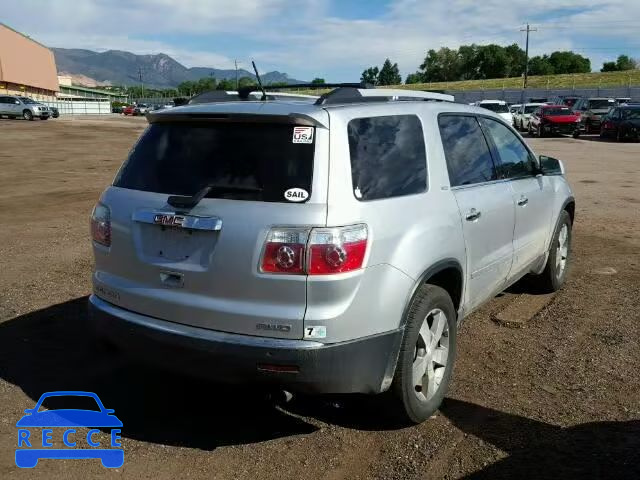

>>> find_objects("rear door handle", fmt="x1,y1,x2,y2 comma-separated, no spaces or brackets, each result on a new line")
465,208,481,221
517,196,529,207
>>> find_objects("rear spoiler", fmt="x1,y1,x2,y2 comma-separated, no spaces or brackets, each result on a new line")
146,111,328,129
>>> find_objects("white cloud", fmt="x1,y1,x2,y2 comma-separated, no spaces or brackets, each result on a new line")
2,0,638,80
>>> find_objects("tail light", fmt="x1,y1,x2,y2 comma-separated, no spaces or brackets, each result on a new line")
308,225,368,275
260,228,309,274
91,202,111,247
260,224,368,275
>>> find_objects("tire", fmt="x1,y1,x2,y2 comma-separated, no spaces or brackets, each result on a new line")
537,125,544,138
572,130,580,139
8,115,15,120
532,210,572,293
388,284,457,424
41,116,49,120
585,121,591,134
528,124,533,135
23,110,33,121
616,128,623,142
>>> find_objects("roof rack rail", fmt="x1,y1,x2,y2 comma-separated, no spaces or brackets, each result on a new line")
315,88,454,105
237,83,370,100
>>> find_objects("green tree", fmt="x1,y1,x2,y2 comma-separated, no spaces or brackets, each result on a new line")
615,55,637,71
378,58,402,85
216,79,235,90
475,44,509,79
504,43,526,78
528,55,555,76
238,76,256,88
195,77,216,93
547,51,590,74
601,61,618,72
311,77,326,84
458,44,480,79
361,66,379,85
405,72,424,84
420,48,460,82
177,81,196,96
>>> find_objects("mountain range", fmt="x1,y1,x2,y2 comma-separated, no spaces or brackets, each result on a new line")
52,48,305,88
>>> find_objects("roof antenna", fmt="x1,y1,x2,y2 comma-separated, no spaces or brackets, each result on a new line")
252,60,267,101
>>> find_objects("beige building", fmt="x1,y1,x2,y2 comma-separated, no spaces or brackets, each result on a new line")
0,23,59,101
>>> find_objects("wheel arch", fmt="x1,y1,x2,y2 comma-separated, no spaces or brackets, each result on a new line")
563,197,575,225
401,259,464,325
381,258,464,393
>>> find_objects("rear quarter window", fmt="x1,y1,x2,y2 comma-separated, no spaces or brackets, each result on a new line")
347,115,427,201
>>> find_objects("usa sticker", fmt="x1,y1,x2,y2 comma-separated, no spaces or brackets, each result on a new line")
292,126,314,144
284,188,309,202
304,326,327,339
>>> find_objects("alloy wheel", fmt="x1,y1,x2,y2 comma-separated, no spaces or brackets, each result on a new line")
556,224,569,279
412,309,450,403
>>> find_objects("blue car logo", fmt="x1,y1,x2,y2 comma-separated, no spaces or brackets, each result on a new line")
16,391,123,468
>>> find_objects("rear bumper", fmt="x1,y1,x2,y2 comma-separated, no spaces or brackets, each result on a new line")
544,123,579,134
88,295,402,394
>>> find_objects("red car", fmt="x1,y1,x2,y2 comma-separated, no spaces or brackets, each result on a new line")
122,105,135,116
528,105,581,138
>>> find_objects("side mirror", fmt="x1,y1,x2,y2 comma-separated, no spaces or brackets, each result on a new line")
539,155,564,175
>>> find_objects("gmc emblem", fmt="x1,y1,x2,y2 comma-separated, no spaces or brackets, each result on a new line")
153,214,185,227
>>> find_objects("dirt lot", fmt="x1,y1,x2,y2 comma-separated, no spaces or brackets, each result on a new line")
0,116,638,479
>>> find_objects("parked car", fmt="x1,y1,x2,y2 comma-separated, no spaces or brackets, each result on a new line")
89,86,574,424
134,104,149,115
615,97,631,106
0,95,50,120
49,106,59,118
122,105,135,116
475,100,513,124
514,103,544,131
549,95,582,109
572,97,615,134
600,105,640,142
509,104,522,116
112,105,124,114
528,104,581,137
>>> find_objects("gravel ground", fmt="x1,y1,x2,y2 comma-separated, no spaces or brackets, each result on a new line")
0,116,638,480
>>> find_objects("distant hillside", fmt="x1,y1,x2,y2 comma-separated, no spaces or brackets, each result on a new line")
52,48,305,88
395,70,640,91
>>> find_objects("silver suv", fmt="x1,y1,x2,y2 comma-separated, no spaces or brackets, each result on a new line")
89,85,575,424
0,95,50,120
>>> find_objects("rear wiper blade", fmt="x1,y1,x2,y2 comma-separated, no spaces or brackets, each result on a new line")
167,183,263,209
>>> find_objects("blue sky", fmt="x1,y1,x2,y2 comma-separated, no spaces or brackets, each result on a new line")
2,0,639,81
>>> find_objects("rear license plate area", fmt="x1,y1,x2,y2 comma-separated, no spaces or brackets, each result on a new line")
137,224,218,266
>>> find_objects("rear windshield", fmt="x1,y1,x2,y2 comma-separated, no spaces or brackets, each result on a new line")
524,105,539,113
480,103,509,113
544,107,572,116
114,122,314,202
589,100,614,109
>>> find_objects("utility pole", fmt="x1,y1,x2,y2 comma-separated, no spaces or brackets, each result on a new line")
138,66,144,100
235,59,239,90
520,23,537,90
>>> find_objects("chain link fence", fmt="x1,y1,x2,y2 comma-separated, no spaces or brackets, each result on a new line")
449,86,640,104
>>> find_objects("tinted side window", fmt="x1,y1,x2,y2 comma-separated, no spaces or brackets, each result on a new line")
438,115,497,187
348,115,427,201
479,117,535,179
